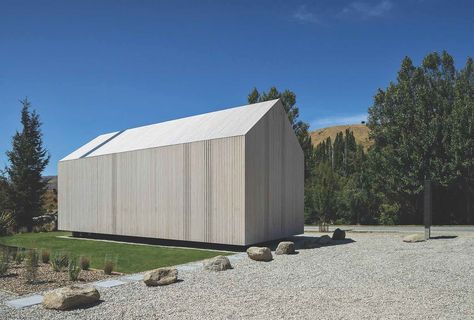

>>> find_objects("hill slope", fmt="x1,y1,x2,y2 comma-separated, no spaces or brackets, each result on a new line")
310,124,372,150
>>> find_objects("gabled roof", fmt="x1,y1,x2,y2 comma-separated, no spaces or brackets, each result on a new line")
61,99,279,161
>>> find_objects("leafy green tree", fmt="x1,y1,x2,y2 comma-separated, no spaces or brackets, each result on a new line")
6,99,50,231
368,51,473,223
449,57,474,223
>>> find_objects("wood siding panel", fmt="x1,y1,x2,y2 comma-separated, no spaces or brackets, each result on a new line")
59,136,245,245
58,157,98,233
245,101,304,244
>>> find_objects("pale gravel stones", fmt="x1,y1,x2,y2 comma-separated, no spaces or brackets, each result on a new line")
42,286,99,310
2,232,473,319
143,267,178,286
246,247,272,261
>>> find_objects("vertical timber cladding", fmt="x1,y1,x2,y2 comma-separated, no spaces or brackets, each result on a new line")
244,103,304,245
59,135,246,245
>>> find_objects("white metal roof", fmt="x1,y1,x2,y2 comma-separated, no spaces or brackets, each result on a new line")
61,99,279,161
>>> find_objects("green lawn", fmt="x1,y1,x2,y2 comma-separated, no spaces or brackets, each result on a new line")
0,232,229,274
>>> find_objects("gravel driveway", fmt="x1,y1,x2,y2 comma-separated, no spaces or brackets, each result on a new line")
2,232,474,319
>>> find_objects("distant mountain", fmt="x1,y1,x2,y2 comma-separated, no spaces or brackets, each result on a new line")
310,124,372,150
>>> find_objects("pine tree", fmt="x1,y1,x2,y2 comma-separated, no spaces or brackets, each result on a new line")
333,132,344,173
6,98,50,231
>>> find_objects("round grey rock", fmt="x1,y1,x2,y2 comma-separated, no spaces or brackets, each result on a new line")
246,247,272,261
275,241,295,255
43,286,100,310
203,255,232,271
332,228,346,240
144,267,178,286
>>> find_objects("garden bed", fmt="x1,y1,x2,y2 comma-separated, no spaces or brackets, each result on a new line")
0,232,229,274
0,262,115,295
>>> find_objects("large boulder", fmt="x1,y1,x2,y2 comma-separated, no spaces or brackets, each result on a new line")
403,234,426,243
318,235,332,245
332,228,346,240
275,241,295,255
203,255,232,271
143,267,178,286
43,286,100,310
246,247,272,261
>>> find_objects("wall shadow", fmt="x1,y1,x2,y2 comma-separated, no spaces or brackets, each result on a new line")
71,232,355,252
71,232,248,252
253,235,356,251
429,235,458,240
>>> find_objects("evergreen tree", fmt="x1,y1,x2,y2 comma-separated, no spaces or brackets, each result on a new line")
333,132,343,173
6,99,50,231
0,174,11,212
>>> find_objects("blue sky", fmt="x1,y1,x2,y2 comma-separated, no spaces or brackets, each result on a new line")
1,0,473,176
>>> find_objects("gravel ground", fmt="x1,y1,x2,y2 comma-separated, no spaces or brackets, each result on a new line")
2,232,473,320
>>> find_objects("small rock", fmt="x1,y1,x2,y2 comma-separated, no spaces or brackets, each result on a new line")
332,228,346,240
275,241,295,255
403,234,426,243
318,235,332,245
203,255,232,271
144,267,178,286
43,286,100,310
246,247,272,261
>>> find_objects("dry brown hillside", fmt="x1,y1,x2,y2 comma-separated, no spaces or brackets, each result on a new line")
310,124,372,150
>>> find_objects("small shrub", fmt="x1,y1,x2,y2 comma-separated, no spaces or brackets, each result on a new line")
50,252,69,272
61,253,69,268
68,257,81,281
15,249,25,265
50,257,61,272
25,249,39,283
41,250,50,264
103,260,114,275
0,251,9,276
0,211,15,236
79,255,90,270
